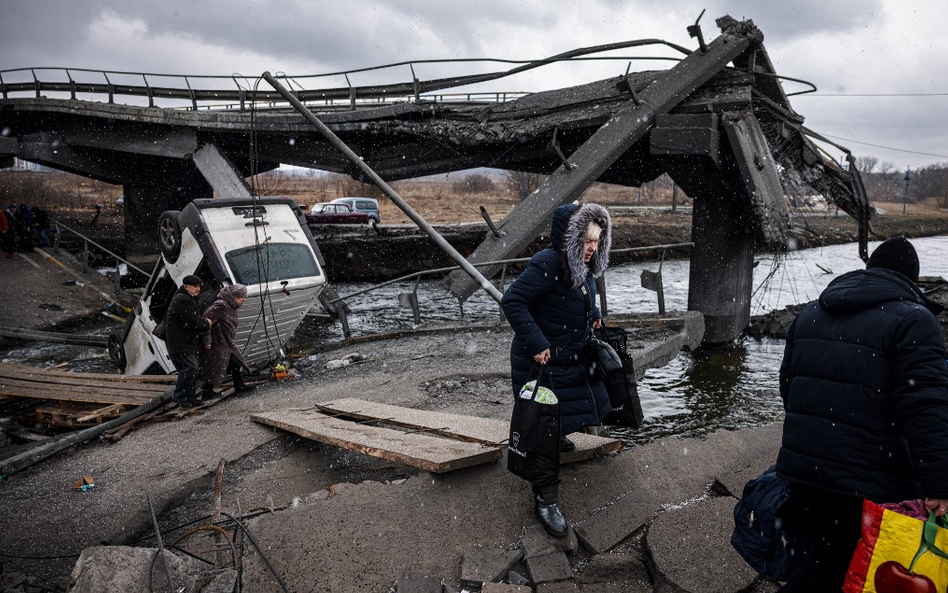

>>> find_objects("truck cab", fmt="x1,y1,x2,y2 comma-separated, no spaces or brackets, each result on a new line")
109,196,328,375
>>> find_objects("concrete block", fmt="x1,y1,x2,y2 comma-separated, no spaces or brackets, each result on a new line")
525,551,574,585
535,581,580,592
645,496,759,593
395,575,443,593
460,548,523,586
574,488,659,554
481,583,532,593
507,570,530,586
576,552,651,592
522,523,578,559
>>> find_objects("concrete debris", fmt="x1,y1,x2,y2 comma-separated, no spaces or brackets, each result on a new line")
67,545,215,593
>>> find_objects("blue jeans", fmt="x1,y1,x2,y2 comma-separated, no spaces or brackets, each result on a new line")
171,353,199,403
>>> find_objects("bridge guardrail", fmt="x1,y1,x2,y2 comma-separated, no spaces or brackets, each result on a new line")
0,39,689,111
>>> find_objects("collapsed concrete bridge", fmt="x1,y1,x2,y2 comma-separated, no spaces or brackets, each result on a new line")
0,14,870,343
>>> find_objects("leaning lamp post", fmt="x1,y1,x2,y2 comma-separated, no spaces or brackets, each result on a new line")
902,167,911,215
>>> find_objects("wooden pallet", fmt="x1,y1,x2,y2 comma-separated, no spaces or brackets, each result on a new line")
35,401,130,427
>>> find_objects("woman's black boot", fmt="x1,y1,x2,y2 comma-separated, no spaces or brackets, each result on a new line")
232,368,255,393
534,487,568,538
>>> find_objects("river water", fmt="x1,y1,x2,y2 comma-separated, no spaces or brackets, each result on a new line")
3,236,946,444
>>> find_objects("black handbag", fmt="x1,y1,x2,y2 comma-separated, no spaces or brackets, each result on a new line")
581,283,645,429
507,364,561,485
152,319,167,341
587,323,644,428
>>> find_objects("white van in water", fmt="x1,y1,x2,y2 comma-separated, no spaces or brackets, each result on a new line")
109,196,328,375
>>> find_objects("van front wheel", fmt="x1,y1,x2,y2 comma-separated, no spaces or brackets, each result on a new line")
158,210,182,263
108,333,127,372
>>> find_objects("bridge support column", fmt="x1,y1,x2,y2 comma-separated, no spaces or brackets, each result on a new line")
123,183,212,259
687,194,755,344
653,112,788,344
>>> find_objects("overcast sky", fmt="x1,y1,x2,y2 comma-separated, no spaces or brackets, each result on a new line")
2,1,947,173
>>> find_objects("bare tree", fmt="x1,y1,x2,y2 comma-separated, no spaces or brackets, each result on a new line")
855,156,878,174
502,170,546,200
453,173,496,194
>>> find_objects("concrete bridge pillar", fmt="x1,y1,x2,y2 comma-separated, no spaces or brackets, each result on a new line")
687,192,755,344
652,113,757,344
123,183,212,259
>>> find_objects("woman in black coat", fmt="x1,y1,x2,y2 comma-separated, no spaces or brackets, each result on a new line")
501,202,612,537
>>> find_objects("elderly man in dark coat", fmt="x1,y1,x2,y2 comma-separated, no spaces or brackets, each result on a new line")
199,284,252,399
775,236,948,592
165,275,213,407
501,202,612,537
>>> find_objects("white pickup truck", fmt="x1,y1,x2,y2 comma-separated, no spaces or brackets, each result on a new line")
109,196,328,375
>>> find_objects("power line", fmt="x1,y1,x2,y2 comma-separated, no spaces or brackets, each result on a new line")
817,133,948,160
805,92,948,97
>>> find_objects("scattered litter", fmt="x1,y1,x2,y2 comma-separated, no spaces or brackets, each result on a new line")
63,279,85,287
325,352,366,370
270,363,288,380
73,475,95,492
38,303,63,311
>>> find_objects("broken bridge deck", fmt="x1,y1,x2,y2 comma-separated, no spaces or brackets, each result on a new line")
251,397,621,473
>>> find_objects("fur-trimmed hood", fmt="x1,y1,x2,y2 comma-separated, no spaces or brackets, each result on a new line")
549,202,612,288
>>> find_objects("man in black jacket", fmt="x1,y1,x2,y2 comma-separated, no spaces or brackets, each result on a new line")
776,237,948,592
165,275,213,407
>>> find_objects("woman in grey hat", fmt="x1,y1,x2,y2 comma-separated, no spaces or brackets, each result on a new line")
198,283,253,399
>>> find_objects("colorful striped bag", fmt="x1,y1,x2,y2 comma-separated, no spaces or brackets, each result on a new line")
844,499,948,593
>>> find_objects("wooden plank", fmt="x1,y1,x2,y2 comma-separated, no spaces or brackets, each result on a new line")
35,402,127,426
314,397,622,463
0,368,170,392
0,383,154,405
251,409,502,473
75,404,127,423
0,373,168,395
0,362,176,383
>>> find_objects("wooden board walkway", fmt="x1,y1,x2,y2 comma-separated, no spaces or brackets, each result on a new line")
313,398,622,463
251,408,501,473
251,398,621,473
0,362,176,426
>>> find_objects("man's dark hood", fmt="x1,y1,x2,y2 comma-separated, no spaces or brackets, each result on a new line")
820,268,944,316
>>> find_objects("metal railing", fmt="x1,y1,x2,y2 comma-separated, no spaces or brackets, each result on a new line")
49,217,151,291
327,242,694,339
0,38,690,112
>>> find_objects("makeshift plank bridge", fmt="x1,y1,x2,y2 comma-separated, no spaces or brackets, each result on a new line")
0,362,175,426
251,397,621,474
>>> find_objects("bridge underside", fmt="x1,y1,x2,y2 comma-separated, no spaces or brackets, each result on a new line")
0,15,870,343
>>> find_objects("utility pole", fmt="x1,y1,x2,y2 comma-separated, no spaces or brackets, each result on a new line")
902,167,911,215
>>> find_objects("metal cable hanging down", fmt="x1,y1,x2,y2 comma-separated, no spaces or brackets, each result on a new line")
261,71,504,304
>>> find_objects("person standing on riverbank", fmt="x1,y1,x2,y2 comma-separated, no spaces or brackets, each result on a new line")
501,202,613,537
198,283,253,399
775,236,948,592
166,275,213,408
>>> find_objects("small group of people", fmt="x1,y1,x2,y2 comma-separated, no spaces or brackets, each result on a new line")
163,274,255,408
1,203,52,257
499,200,948,593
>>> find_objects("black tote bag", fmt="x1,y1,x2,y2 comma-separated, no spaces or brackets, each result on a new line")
507,364,561,484
594,325,645,429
